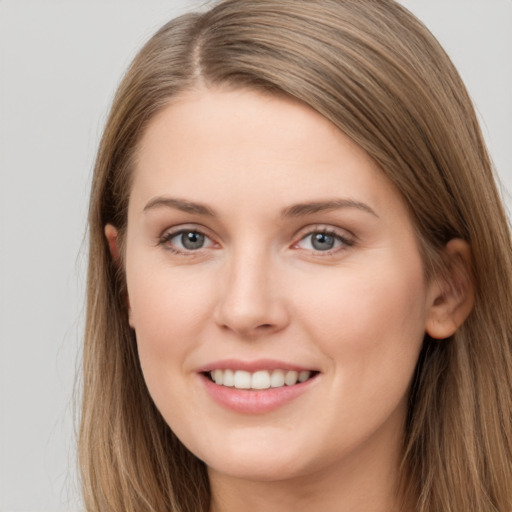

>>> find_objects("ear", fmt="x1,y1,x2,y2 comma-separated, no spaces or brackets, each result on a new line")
104,224,133,326
105,223,120,261
425,239,474,340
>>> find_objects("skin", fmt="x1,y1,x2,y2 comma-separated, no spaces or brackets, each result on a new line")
106,87,472,512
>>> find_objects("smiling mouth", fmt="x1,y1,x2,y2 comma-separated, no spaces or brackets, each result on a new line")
204,369,318,390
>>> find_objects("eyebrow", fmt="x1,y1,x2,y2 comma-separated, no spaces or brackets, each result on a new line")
143,197,216,216
282,199,378,218
143,196,378,218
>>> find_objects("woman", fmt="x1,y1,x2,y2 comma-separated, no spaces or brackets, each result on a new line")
80,0,512,510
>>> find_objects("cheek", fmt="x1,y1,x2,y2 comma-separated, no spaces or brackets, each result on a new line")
125,260,216,362
295,257,428,385
125,263,216,425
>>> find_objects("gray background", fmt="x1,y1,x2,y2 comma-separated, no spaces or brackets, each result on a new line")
0,1,511,510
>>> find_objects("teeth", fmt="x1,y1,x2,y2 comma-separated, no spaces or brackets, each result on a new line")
223,369,235,387
213,369,223,385
285,370,298,386
234,370,251,389
251,370,271,390
209,369,312,389
270,369,285,388
298,370,310,383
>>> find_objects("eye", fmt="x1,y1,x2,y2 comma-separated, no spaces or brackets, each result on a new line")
178,231,206,250
159,229,215,253
295,229,353,253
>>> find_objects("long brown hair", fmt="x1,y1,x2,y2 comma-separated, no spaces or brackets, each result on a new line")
80,1,512,510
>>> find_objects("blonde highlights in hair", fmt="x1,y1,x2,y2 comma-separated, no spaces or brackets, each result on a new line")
80,1,512,510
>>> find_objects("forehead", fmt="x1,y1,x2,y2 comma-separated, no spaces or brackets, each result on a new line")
131,87,406,219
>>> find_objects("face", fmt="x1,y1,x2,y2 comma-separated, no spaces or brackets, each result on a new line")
121,87,438,485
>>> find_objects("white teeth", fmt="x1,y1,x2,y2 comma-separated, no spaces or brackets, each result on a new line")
270,369,285,388
209,369,313,389
251,370,271,389
285,370,298,386
299,370,311,383
234,370,251,389
213,369,223,385
223,369,235,387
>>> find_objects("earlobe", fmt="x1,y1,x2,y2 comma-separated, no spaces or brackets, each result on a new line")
105,224,120,261
425,239,474,340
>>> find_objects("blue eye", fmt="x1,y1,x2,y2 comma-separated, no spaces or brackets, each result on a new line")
178,231,206,250
297,230,351,252
160,229,212,252
310,232,337,251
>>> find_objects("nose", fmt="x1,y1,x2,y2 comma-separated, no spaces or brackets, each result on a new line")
213,248,289,339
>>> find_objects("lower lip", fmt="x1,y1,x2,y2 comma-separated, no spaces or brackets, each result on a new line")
200,374,318,414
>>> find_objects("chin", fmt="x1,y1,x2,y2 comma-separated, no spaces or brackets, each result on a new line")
184,426,316,482
205,452,310,483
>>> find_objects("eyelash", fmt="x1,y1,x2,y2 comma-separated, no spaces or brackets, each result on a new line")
158,228,215,256
157,226,355,256
294,228,355,255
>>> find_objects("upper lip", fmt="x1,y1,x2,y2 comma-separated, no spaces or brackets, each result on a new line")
197,359,318,373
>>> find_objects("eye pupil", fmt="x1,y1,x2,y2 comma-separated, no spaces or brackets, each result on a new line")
312,232,335,251
181,231,205,250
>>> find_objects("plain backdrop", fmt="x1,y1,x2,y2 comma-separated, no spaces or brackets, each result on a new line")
0,1,511,511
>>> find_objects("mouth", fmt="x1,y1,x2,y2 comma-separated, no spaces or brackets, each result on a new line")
199,362,320,413
203,369,319,390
